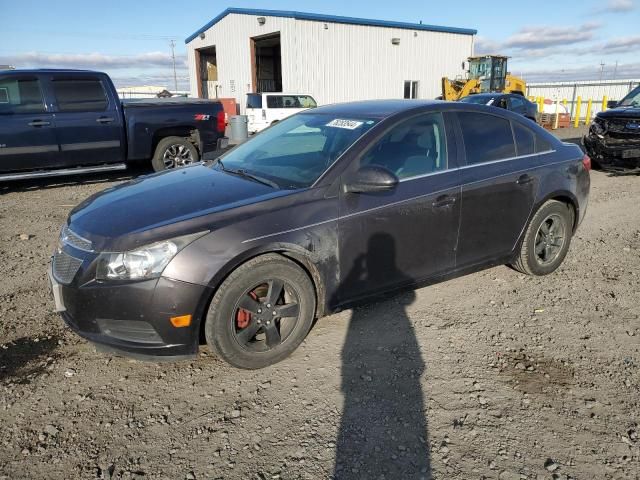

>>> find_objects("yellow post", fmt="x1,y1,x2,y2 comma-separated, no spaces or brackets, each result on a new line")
602,95,608,112
573,96,582,128
585,98,593,124
553,99,560,130
562,98,568,108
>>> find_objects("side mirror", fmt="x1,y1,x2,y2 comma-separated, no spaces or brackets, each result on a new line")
344,165,399,194
607,100,619,109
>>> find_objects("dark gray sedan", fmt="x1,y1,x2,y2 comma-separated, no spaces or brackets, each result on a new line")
51,100,590,369
460,93,538,122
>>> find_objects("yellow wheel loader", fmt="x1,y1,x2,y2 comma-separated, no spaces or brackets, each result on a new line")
441,55,526,101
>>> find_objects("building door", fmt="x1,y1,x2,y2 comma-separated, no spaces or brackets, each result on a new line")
251,33,282,93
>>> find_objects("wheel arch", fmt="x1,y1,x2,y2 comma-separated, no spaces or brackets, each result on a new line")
535,190,579,232
152,126,200,156
195,243,327,344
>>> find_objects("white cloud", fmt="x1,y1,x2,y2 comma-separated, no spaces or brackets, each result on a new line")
504,24,597,50
0,51,187,70
600,0,635,12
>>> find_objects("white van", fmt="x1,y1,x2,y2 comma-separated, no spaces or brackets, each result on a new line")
246,93,317,134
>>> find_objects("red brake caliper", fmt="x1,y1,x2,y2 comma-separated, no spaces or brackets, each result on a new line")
236,291,258,329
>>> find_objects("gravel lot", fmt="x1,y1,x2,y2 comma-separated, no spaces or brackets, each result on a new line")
1,128,639,480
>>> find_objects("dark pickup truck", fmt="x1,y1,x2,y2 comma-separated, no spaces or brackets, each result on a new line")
583,84,640,170
0,69,227,181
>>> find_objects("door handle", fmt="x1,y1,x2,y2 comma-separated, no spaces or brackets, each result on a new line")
28,120,51,127
96,117,114,124
517,174,534,185
432,195,457,208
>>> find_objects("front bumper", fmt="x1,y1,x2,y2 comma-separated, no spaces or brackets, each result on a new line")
583,133,640,169
49,259,211,359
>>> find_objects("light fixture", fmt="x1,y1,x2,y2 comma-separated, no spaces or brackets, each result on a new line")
391,38,400,45
324,23,328,30
257,16,266,25
199,32,205,40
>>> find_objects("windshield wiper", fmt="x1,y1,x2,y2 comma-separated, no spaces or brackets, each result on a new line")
224,168,279,188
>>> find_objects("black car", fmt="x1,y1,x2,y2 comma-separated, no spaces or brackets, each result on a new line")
50,100,590,369
459,93,538,122
583,85,640,169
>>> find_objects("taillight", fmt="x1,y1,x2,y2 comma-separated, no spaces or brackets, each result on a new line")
216,110,225,133
582,154,591,171
262,109,266,120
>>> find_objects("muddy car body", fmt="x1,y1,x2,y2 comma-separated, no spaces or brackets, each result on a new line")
50,100,590,368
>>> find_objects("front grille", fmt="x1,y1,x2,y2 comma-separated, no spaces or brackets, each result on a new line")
60,225,93,252
607,118,640,134
52,251,83,285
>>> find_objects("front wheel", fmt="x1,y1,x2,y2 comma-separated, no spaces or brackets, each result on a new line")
511,200,574,276
151,136,199,172
204,254,316,369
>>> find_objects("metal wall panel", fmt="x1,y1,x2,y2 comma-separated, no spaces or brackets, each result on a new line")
187,13,474,112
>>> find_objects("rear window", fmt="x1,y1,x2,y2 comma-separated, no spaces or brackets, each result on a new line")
246,93,263,109
52,78,108,112
513,122,535,156
458,112,516,165
266,95,317,109
0,76,45,114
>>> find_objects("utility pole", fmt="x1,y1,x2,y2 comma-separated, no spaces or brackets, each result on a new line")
170,39,178,92
599,62,605,82
612,60,618,80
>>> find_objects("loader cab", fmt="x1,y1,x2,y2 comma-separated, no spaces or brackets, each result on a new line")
468,55,508,93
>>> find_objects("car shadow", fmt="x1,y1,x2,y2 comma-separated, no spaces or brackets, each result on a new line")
0,335,60,384
0,164,152,194
333,233,431,479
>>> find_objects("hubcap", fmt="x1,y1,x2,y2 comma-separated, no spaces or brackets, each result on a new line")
534,213,566,265
162,144,194,169
233,280,300,352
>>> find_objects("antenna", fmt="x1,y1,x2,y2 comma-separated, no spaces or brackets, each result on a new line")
170,39,178,92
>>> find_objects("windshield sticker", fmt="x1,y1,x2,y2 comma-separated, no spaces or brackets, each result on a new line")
326,119,364,130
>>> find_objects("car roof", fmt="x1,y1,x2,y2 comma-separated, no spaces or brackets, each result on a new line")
0,68,104,74
307,99,443,119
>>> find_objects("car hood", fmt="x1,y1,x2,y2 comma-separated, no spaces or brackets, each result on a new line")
598,106,640,119
68,164,292,251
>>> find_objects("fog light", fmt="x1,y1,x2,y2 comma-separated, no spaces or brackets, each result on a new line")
170,314,192,328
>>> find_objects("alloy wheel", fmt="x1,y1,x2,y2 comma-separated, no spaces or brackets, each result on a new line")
162,144,194,169
534,213,566,265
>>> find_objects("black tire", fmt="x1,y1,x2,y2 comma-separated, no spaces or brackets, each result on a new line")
151,136,199,172
204,254,316,369
511,200,574,276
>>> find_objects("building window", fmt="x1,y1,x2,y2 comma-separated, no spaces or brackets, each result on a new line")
404,81,419,99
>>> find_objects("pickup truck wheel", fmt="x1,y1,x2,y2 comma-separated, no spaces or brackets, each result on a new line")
204,254,316,369
152,136,199,172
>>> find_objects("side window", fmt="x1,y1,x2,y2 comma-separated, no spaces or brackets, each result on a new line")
0,76,45,114
403,81,419,99
458,112,516,165
52,77,108,112
361,112,447,179
509,96,525,110
535,135,553,153
267,95,284,108
513,122,535,156
246,94,262,109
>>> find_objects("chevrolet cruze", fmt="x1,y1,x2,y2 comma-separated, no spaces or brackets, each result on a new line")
50,100,590,369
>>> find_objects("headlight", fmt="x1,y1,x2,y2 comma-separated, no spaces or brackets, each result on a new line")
591,117,606,135
96,231,207,281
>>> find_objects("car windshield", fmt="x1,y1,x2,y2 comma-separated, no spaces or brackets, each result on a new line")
620,86,640,107
459,95,495,105
215,113,378,189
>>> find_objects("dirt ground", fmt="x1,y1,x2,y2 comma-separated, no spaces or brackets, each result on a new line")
1,130,639,479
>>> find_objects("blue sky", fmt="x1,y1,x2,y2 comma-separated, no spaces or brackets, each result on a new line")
2,0,639,89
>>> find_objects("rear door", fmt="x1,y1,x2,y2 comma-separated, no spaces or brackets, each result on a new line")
0,74,59,172
246,93,266,132
50,74,124,166
454,111,539,267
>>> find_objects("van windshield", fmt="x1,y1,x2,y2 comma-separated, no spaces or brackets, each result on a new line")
215,113,378,189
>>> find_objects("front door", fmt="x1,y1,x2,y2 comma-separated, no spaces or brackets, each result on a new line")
0,75,59,172
49,75,124,166
454,111,538,267
337,112,461,304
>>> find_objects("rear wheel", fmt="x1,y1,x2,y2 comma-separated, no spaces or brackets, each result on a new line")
151,136,199,172
204,254,316,369
511,200,574,276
